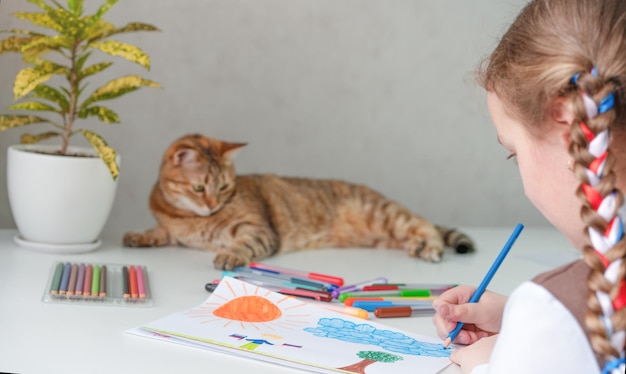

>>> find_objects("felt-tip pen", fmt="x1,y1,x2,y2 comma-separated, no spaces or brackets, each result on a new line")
232,267,335,291
351,300,433,312
222,271,331,293
338,289,432,302
249,262,344,286
332,277,388,299
343,296,435,307
374,305,435,318
305,301,369,319
216,274,333,300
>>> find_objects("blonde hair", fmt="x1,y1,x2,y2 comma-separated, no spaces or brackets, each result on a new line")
478,0,626,369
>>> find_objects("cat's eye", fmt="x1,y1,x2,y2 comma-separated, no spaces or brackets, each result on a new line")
219,184,229,191
192,184,205,193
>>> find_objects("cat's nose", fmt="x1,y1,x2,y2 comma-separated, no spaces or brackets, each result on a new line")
206,197,218,210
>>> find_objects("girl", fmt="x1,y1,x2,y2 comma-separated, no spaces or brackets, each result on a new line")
431,1,626,373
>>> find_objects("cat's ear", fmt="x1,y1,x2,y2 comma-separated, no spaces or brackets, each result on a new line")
172,148,199,166
221,142,247,160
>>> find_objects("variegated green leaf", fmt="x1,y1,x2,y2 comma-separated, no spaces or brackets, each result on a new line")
0,114,49,131
21,131,61,144
78,61,111,80
78,128,119,180
89,0,118,26
81,75,161,107
14,61,66,99
75,52,91,71
78,105,119,123
26,0,55,12
21,35,69,53
0,35,39,54
90,40,151,69
47,9,85,38
21,45,53,63
29,85,70,112
0,29,46,37
9,101,60,113
14,12,63,33
83,19,114,42
68,0,83,16
99,22,160,39
25,0,56,13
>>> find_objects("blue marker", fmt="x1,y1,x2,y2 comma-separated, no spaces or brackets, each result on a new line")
443,223,524,348
352,300,433,312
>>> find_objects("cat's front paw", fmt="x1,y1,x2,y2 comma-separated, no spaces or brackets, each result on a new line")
123,232,146,247
123,227,171,247
406,242,443,262
213,251,251,270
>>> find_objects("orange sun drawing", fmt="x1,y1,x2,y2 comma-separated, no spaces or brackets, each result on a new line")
186,278,313,331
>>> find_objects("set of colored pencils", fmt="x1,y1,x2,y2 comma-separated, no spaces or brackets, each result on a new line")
49,262,108,298
46,262,150,305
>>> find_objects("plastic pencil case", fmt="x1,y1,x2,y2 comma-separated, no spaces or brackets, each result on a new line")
42,262,153,307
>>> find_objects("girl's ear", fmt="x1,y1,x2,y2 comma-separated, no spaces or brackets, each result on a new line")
552,97,575,147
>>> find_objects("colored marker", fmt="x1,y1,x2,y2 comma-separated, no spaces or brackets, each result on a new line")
66,263,78,295
338,289,432,302
370,282,456,289
136,266,146,298
99,265,107,297
232,274,333,299
223,271,330,293
374,305,435,318
122,266,130,299
306,301,369,319
254,283,333,302
83,264,93,296
233,267,335,291
352,300,433,312
91,265,101,296
363,284,455,292
205,282,219,292
249,262,344,286
332,277,388,299
444,223,524,348
75,263,85,296
59,262,71,295
343,296,435,307
129,266,138,298
49,263,64,294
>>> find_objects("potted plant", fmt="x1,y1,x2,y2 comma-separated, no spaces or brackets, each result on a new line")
0,0,161,252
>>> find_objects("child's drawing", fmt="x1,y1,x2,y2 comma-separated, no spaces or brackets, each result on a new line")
129,277,452,374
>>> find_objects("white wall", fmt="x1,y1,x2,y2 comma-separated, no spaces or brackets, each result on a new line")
0,0,549,234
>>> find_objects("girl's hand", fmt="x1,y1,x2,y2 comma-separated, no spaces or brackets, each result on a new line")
450,335,498,374
432,285,507,345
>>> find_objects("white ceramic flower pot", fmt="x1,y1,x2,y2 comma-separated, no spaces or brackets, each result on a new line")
7,144,119,253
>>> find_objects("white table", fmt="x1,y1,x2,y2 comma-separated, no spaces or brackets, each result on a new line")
0,227,579,374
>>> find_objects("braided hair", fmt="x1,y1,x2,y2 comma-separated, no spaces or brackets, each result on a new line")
477,0,626,372
568,67,626,373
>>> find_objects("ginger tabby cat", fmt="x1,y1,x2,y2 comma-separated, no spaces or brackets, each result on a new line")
123,134,474,269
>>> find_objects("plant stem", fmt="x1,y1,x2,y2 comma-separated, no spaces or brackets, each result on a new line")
62,40,80,154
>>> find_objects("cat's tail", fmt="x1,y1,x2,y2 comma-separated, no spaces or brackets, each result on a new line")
435,226,475,254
